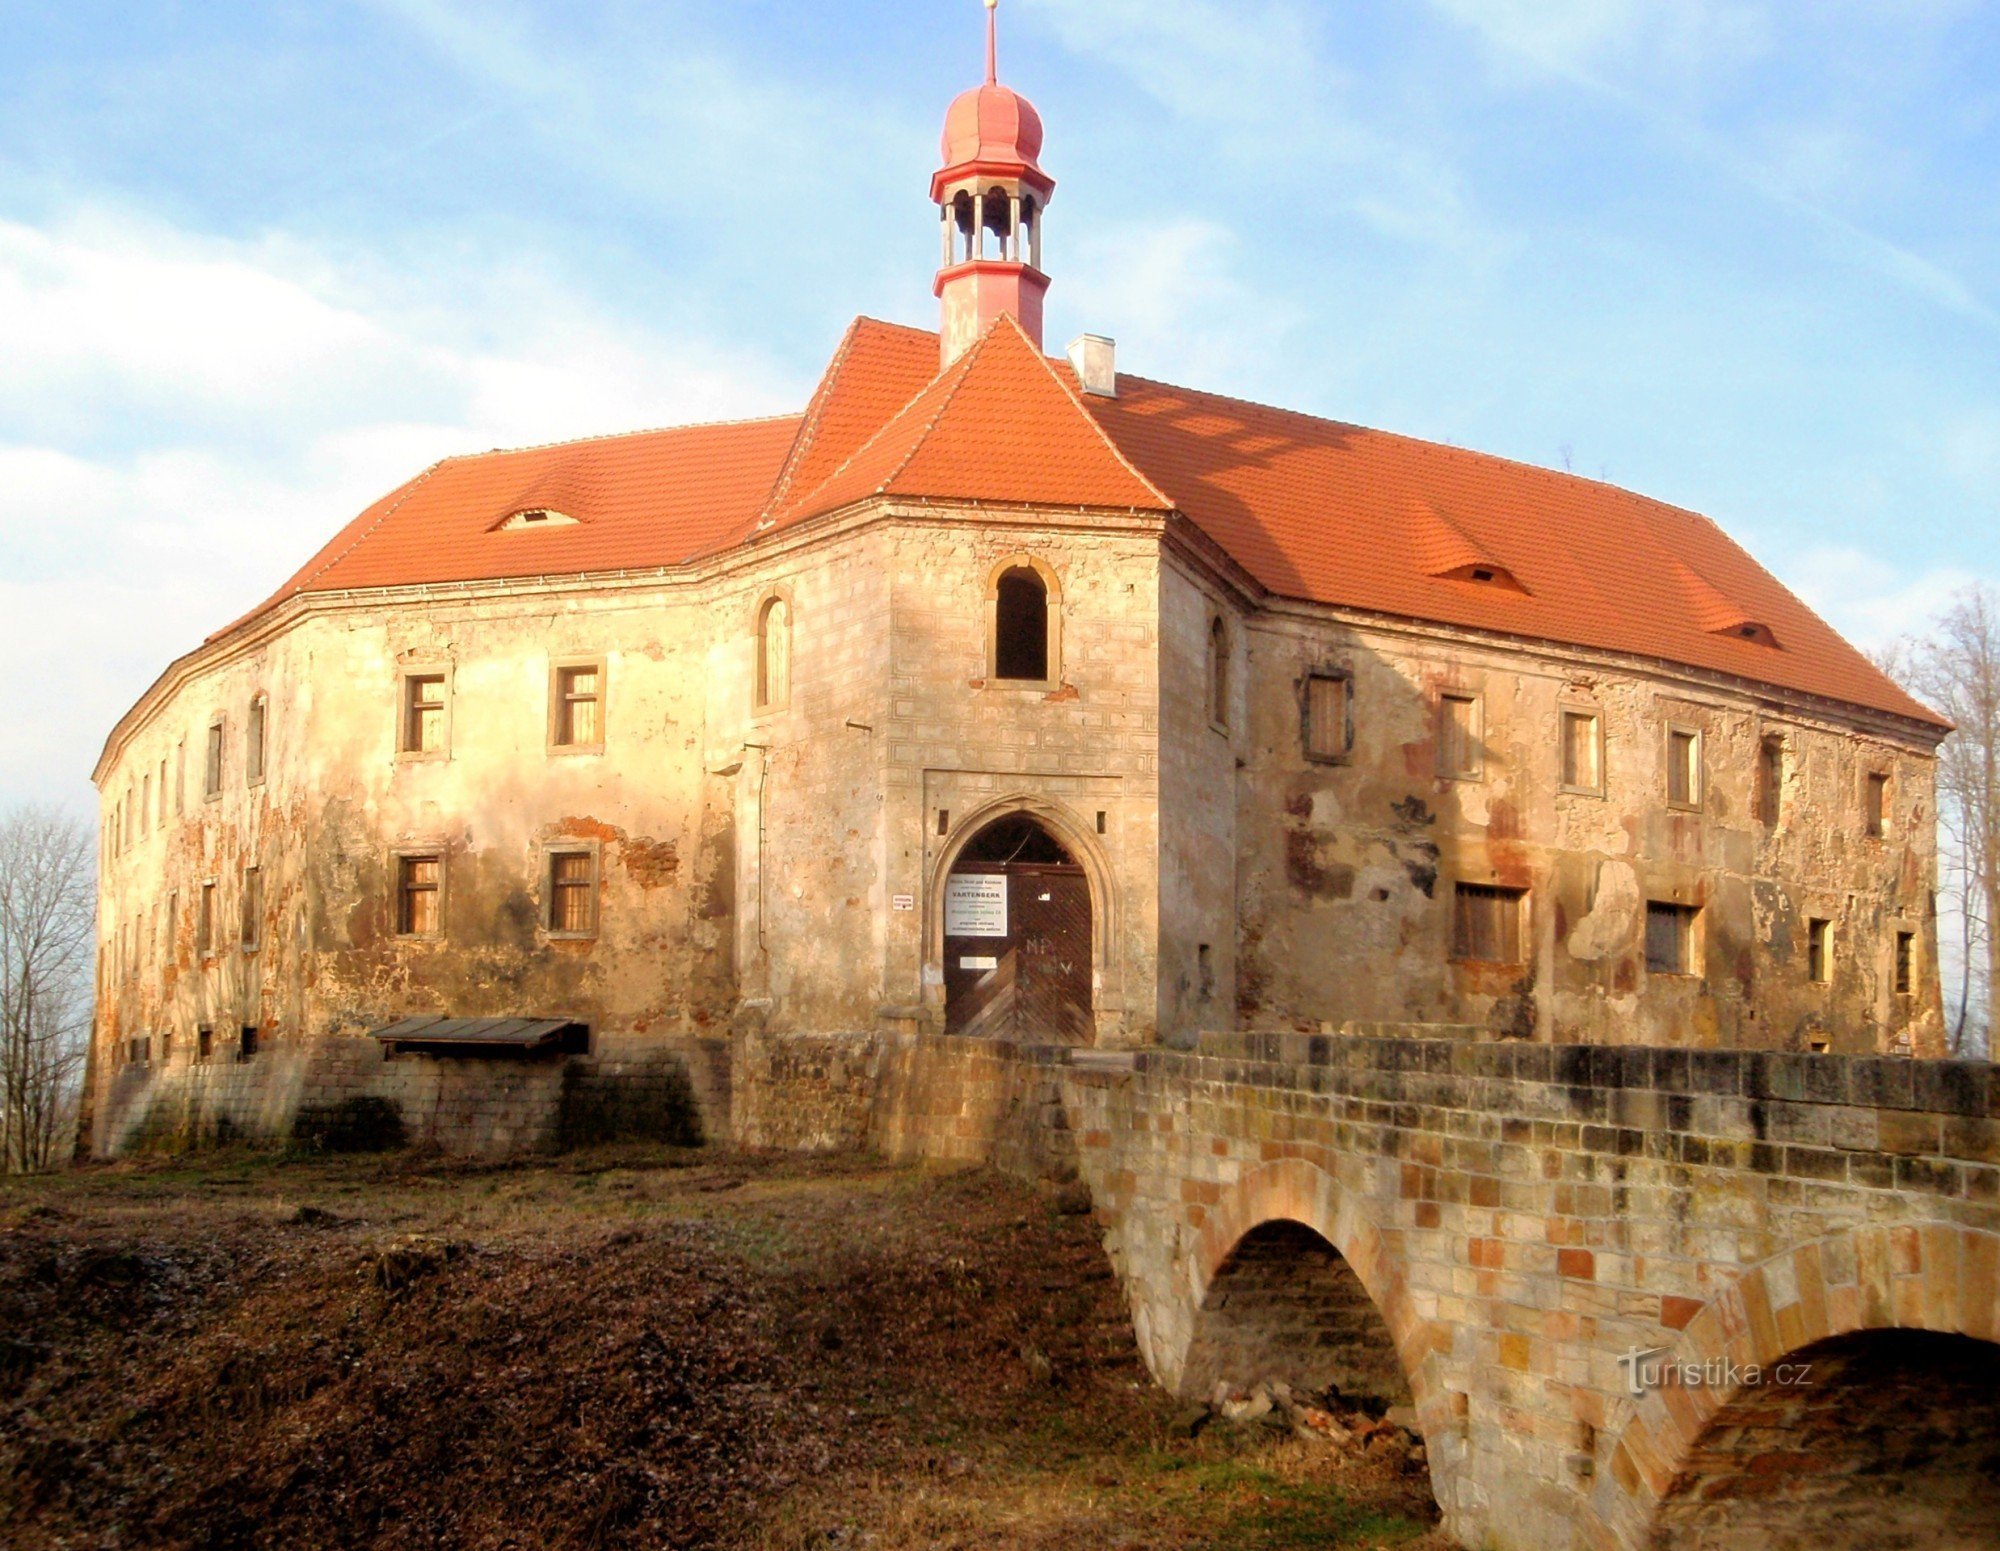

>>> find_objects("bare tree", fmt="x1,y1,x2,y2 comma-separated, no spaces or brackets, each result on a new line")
1889,587,2000,1057
0,806,95,1171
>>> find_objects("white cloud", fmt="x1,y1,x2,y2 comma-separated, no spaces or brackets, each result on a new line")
1428,0,1773,86
0,208,802,812
1781,545,1977,649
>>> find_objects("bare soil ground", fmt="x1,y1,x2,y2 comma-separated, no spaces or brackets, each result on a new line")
0,1148,1446,1550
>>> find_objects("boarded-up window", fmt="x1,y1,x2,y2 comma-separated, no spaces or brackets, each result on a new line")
1666,728,1701,808
175,741,186,815
1808,918,1833,984
553,664,602,747
549,851,596,935
754,597,791,711
994,568,1050,682
140,774,151,835
165,892,177,959
1305,673,1350,761
1453,884,1524,964
1865,772,1889,838
204,719,224,797
1208,618,1229,728
197,883,216,953
1758,736,1784,828
1646,902,1698,975
240,866,261,950
1438,693,1482,779
247,696,267,784
1561,710,1602,792
1896,932,1916,996
402,674,446,754
398,855,441,936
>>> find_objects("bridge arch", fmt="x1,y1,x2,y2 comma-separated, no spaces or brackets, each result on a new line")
1602,1222,2000,1550
1175,1160,1443,1421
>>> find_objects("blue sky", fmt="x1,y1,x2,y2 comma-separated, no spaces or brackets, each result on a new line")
2,0,1997,812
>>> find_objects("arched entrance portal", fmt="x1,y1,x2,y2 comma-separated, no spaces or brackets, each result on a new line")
944,814,1094,1041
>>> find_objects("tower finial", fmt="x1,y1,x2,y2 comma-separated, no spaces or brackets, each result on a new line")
985,0,999,85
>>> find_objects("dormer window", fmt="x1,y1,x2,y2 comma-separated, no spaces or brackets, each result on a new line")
1724,622,1781,648
1437,562,1529,594
495,508,580,531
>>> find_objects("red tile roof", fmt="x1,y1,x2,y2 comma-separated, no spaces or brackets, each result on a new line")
230,314,1942,728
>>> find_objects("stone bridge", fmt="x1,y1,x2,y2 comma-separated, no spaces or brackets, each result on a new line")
774,1029,2000,1550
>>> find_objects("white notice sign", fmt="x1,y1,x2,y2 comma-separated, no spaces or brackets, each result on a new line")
944,874,1009,938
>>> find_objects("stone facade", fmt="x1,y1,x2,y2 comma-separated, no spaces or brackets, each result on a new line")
87,491,1945,1156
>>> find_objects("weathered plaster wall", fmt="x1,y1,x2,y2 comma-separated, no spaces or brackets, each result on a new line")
1229,611,1943,1054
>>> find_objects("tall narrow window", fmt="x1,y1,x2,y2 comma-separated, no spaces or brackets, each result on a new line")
552,663,603,748
1666,727,1702,809
165,892,178,962
1560,709,1602,793
157,759,169,826
240,866,261,951
994,567,1050,682
754,597,791,711
1207,617,1229,729
1758,736,1785,828
1646,902,1698,976
402,673,447,755
1865,772,1889,839
246,695,267,784
1452,884,1525,964
204,718,224,798
197,1025,213,1063
198,882,216,954
1304,673,1351,762
1895,931,1916,996
548,849,598,936
397,855,442,937
175,740,186,814
1807,918,1833,984
1438,693,1482,780
140,774,151,836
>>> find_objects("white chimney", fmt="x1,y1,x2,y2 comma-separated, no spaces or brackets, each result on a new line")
1068,334,1117,398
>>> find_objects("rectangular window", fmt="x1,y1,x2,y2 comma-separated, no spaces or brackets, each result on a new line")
397,855,442,937
158,759,169,826
197,1025,213,1063
1758,737,1784,828
198,882,216,954
247,696,267,784
1452,883,1525,964
141,774,151,835
175,741,186,814
1560,709,1602,793
204,718,224,798
552,663,603,748
1895,932,1916,996
239,1026,259,1062
165,892,178,961
1807,918,1833,984
548,849,598,936
401,673,447,755
1646,902,1699,976
1438,692,1482,780
1865,772,1889,839
1304,673,1351,762
240,866,261,950
1666,727,1702,809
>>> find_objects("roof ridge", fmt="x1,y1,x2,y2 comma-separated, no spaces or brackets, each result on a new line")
282,461,447,602
770,321,996,525
761,317,865,519
450,409,802,464
1017,316,1175,511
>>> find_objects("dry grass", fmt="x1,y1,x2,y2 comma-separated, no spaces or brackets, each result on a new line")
0,1146,1444,1550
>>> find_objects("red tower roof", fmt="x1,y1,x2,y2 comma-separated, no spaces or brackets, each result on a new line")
941,83,1045,174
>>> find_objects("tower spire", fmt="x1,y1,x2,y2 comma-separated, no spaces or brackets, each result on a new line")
932,0,1055,367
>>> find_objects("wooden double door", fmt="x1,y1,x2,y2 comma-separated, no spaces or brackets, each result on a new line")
943,861,1094,1042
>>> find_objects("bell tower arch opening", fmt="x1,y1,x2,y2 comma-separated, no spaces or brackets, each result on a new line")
941,812,1094,1042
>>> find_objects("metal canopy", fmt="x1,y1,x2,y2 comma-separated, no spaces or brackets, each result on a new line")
370,1016,588,1057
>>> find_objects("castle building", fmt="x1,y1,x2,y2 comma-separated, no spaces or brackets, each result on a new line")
85,5,1949,1156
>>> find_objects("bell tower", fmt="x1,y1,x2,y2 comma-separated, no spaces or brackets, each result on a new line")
933,0,1055,368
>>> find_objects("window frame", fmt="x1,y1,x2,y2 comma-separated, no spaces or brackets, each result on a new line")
984,554,1062,691
1302,668,1354,766
1864,770,1890,840
240,864,262,953
246,693,268,786
397,666,453,761
751,591,793,716
548,657,607,753
543,841,601,940
1894,930,1916,998
1757,734,1786,829
1645,901,1701,978
1558,703,1605,797
203,715,225,801
1450,881,1528,966
393,849,446,939
197,880,218,958
1436,690,1485,782
1665,723,1704,812
1807,917,1834,986
1206,614,1231,735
